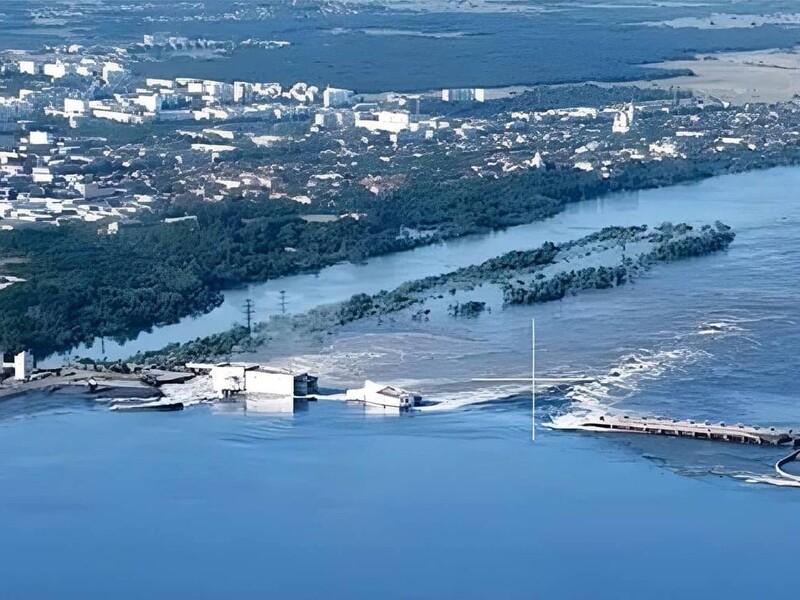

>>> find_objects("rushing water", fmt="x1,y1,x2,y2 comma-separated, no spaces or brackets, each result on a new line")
5,166,800,597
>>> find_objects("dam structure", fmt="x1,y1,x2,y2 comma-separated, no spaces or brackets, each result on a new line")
558,414,799,446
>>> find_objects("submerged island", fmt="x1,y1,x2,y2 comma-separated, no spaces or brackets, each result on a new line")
128,221,735,369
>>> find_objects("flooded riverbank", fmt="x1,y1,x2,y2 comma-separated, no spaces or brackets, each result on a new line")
54,166,800,364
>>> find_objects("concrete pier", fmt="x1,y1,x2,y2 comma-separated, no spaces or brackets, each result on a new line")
567,414,797,446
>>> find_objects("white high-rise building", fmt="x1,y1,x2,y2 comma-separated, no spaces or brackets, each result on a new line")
612,103,635,134
233,81,253,103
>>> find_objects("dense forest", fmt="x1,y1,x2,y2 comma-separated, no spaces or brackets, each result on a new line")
0,144,786,357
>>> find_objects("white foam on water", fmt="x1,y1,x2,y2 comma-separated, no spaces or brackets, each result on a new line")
416,383,528,412
544,411,597,431
545,318,746,428
159,376,214,407
563,346,710,411
192,316,756,416
697,321,744,335
109,398,180,411
735,474,800,488
279,321,733,416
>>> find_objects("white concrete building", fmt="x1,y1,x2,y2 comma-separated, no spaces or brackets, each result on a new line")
28,131,51,146
0,150,19,164
43,61,67,80
31,167,54,184
442,88,485,102
202,81,234,103
2,350,33,380
233,81,253,103
145,78,174,89
75,182,115,199
132,93,160,113
356,110,412,134
185,81,204,95
346,380,422,410
18,61,37,75
193,107,228,120
323,87,355,108
64,98,89,117
201,363,319,399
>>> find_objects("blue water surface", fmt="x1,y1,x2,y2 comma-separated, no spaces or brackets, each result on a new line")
0,399,797,599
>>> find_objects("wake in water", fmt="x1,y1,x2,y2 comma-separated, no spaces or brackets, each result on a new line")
546,317,756,428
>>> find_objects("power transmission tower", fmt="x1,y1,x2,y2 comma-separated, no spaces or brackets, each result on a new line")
279,290,287,315
243,298,254,334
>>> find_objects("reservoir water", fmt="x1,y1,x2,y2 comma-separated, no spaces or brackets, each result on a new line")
6,166,800,597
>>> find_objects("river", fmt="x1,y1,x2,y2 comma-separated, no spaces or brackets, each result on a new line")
57,165,800,363
5,166,800,597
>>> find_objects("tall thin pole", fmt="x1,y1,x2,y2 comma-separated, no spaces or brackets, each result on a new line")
531,318,536,442
243,298,254,334
279,290,287,315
